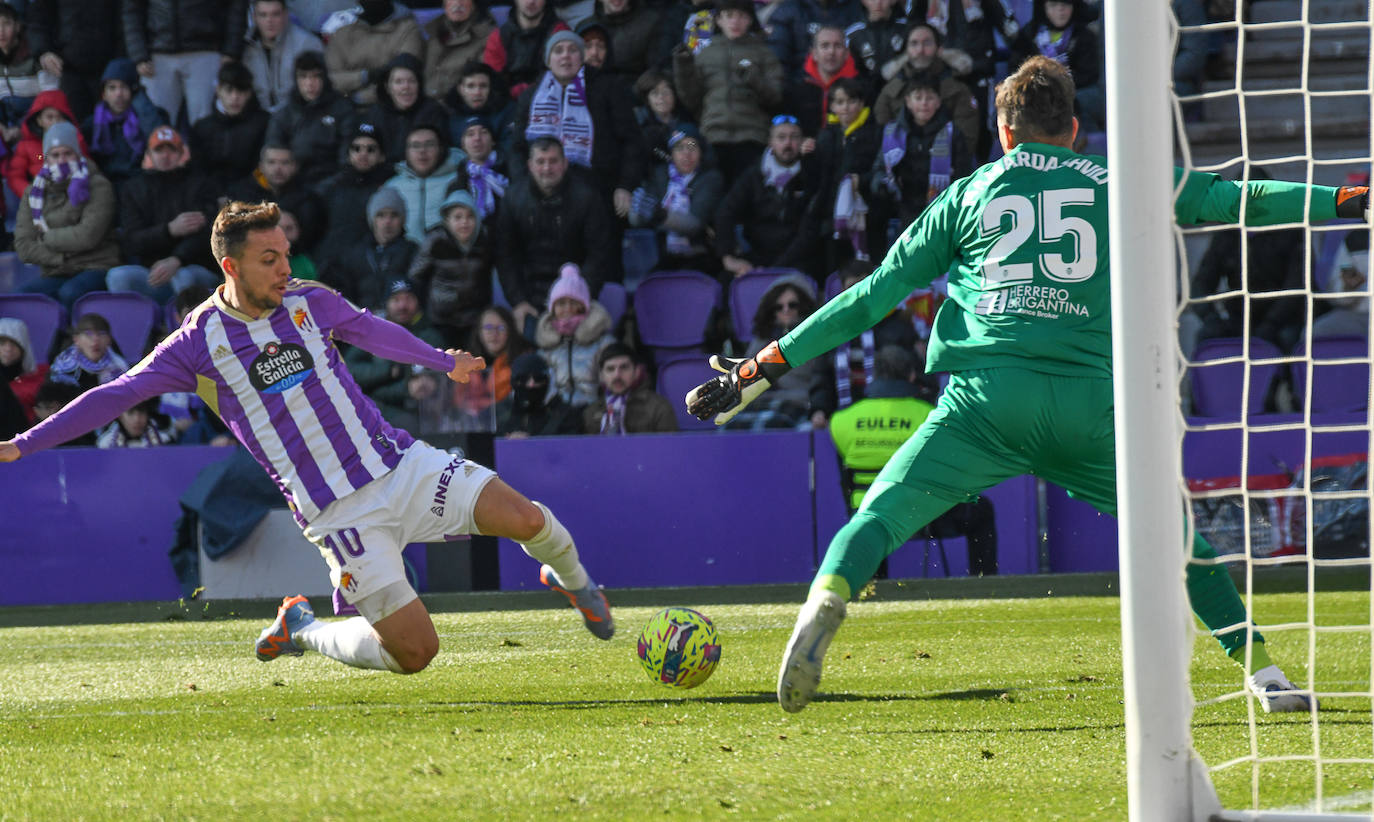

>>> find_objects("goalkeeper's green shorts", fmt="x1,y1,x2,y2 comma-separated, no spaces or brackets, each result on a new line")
858,367,1119,534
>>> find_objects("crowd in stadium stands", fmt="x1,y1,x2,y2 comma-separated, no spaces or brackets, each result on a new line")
2,0,1310,445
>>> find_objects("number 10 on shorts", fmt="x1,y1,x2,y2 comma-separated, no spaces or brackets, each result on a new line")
324,528,366,565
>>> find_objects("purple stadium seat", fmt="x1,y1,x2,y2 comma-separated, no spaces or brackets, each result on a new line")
490,4,510,25
1291,335,1369,413
598,281,627,330
72,291,160,362
1190,336,1285,419
729,268,804,343
0,293,65,364
824,271,843,301
633,270,720,364
656,357,719,431
0,251,41,293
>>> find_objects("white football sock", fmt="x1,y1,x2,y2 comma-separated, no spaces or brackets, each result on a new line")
294,617,404,673
521,501,590,590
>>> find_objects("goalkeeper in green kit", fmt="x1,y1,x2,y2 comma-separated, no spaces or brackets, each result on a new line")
688,56,1367,714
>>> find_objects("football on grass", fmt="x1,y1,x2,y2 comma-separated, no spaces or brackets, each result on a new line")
636,607,721,688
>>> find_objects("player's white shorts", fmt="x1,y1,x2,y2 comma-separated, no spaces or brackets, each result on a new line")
301,442,497,604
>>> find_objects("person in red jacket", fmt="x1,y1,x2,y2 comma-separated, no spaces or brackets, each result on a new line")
4,88,86,200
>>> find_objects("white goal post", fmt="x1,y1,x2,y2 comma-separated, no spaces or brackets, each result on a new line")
1110,0,1372,819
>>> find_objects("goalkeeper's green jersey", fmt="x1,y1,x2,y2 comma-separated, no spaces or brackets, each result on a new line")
779,142,1343,378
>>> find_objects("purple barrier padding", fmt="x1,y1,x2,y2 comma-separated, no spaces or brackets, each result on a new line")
493,431,818,590
1045,484,1118,573
1183,413,1370,480
1,445,230,606
812,433,1041,577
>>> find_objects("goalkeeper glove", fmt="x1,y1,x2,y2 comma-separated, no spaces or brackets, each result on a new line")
685,340,792,425
1335,185,1369,221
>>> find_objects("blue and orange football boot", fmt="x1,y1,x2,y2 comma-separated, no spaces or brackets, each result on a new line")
540,565,615,640
255,595,315,661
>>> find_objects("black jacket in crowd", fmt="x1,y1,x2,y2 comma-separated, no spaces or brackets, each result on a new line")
190,96,271,189
119,163,220,269
489,11,563,93
408,224,495,342
361,54,453,166
869,107,975,227
314,163,393,256
26,0,124,75
715,156,822,275
225,172,328,253
322,235,420,312
496,172,617,308
122,0,248,63
265,78,356,185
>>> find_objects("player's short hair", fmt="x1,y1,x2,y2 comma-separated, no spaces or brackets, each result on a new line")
995,55,1076,143
211,201,281,263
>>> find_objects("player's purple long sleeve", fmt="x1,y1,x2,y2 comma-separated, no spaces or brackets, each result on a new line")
328,300,456,374
13,354,196,456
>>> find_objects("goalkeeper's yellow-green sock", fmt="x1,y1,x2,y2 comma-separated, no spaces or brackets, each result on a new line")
1187,532,1265,654
811,511,900,603
1228,641,1274,671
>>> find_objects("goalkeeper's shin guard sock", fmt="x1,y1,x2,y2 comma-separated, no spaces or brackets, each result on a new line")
294,618,405,673
813,512,900,603
1186,533,1264,655
518,501,590,591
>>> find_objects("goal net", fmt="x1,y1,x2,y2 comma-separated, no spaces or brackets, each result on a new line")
1111,0,1372,818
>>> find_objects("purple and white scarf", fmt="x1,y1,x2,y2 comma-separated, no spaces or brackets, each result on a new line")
89,103,141,155
833,328,875,409
526,67,594,168
926,120,954,201
466,154,508,218
29,157,91,232
50,345,125,386
600,393,627,434
833,175,869,260
760,148,799,191
1035,24,1073,64
662,166,695,255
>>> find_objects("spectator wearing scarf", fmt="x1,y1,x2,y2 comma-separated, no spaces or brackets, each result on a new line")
451,116,509,220
534,263,615,409
80,58,170,194
813,76,879,268
14,120,119,309
628,125,724,274
49,313,129,391
581,342,679,435
514,28,646,207
1008,0,1099,102
870,76,973,228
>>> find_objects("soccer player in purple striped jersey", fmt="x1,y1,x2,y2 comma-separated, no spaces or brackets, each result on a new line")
0,201,614,674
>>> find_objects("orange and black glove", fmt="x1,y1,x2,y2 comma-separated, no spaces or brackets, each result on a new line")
1335,185,1369,221
685,340,792,425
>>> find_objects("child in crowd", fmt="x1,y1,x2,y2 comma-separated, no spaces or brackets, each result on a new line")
5,88,84,200
535,263,615,410
97,396,175,448
48,313,128,392
813,76,880,269
871,76,975,230
80,57,169,197
408,188,494,348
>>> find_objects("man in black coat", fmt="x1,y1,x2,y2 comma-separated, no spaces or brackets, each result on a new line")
104,125,222,302
225,144,328,254
122,0,249,125
315,121,393,258
715,115,823,280
495,136,617,336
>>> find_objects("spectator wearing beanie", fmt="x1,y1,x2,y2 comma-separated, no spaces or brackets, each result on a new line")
407,188,495,348
449,115,509,220
5,88,85,200
316,120,393,254
511,29,646,212
534,262,615,409
80,57,171,196
320,186,418,312
0,316,49,436
15,120,118,309
265,50,356,186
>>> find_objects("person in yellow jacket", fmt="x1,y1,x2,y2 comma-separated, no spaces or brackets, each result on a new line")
828,345,996,577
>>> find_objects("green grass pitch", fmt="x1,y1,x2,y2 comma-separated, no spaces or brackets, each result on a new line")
1,572,1369,821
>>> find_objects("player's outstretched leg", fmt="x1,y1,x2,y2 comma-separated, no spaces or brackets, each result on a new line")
473,479,614,640
255,595,315,661
778,589,846,713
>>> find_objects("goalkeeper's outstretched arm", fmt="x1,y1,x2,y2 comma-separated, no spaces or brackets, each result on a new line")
685,341,792,425
1173,168,1368,227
